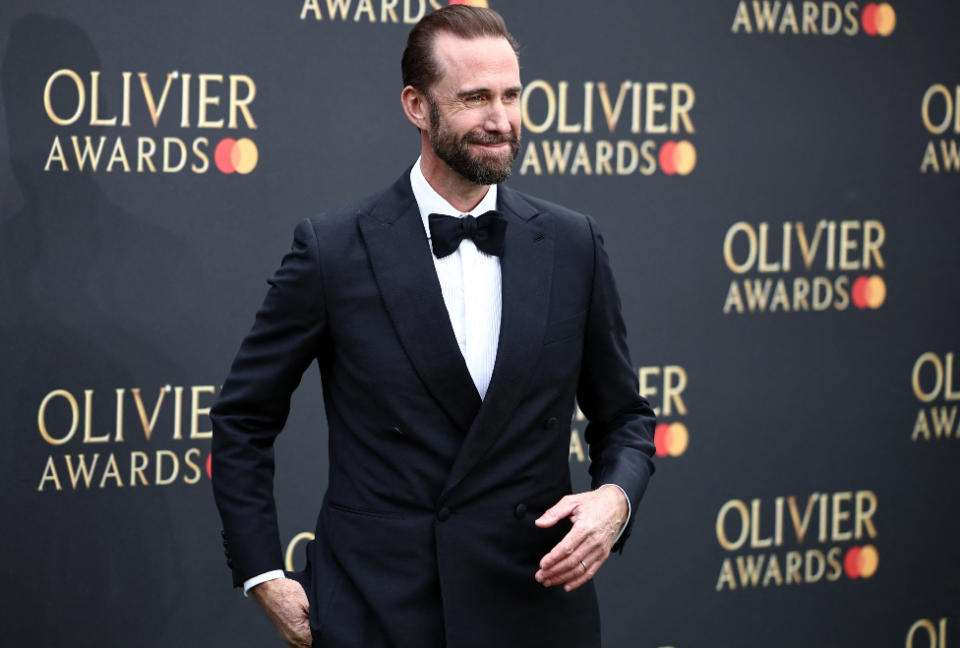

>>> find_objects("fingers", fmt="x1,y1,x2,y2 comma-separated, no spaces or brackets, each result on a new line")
560,551,605,592
548,545,608,591
537,523,588,572
537,541,608,588
535,494,580,528
255,578,313,647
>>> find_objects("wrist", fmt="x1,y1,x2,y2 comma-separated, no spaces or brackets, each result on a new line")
250,575,287,602
598,484,629,519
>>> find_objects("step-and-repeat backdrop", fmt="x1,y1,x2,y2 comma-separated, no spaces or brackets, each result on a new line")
2,1,958,646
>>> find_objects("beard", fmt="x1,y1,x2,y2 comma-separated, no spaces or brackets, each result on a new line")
427,95,520,186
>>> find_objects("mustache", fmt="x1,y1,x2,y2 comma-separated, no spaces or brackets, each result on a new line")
464,131,519,146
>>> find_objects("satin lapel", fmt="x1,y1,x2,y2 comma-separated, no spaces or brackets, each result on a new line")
358,174,481,434
441,186,552,499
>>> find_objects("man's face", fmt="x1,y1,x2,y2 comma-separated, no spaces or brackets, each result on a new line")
425,34,522,185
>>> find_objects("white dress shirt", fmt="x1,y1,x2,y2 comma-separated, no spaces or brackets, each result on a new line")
409,158,502,400
243,159,627,594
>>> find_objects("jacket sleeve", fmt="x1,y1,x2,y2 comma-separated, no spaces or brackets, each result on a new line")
210,218,327,587
576,214,656,553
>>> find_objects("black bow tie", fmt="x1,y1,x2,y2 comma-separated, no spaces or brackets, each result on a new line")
428,210,507,259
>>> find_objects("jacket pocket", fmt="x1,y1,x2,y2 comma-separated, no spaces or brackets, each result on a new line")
327,501,405,519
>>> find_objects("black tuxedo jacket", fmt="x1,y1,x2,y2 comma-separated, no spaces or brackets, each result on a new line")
211,171,656,648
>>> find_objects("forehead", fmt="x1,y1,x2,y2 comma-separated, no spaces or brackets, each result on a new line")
431,33,520,91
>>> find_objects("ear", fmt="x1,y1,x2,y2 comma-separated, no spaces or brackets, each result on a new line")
401,85,430,131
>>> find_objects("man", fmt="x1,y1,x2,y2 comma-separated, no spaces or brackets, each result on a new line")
211,6,656,648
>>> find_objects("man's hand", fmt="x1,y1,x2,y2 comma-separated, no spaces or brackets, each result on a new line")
534,485,629,592
250,577,312,647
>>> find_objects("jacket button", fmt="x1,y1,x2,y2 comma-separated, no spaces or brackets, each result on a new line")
389,425,403,435
437,507,451,522
514,503,527,519
543,417,558,430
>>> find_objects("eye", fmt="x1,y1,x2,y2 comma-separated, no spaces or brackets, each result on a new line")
466,94,484,104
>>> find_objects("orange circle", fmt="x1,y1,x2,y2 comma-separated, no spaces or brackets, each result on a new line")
858,545,879,578
875,4,896,36
233,138,259,174
861,3,879,35
865,275,886,309
659,141,677,175
666,422,689,456
673,141,697,176
206,453,213,479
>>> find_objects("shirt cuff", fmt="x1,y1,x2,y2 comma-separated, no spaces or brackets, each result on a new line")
600,483,631,544
242,569,286,597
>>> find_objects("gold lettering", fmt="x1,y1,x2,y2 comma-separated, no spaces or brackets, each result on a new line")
191,385,216,439
716,499,749,551
43,69,84,125
644,82,668,134
138,72,175,127
130,451,149,486
183,447,203,484
156,449,179,485
228,75,257,129
132,387,167,441
99,453,123,488
38,456,63,492
38,389,79,446
197,73,225,128
556,82,581,133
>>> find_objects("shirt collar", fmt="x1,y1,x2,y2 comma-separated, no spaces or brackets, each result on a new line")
410,156,499,240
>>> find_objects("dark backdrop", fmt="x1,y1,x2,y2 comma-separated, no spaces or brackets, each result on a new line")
1,1,958,646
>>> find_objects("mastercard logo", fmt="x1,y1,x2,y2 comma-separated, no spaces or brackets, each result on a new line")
654,422,689,457
843,544,879,579
448,0,489,6
214,137,259,174
851,274,886,310
861,3,896,37
658,140,697,176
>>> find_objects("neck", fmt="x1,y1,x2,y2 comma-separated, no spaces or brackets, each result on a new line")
419,148,490,214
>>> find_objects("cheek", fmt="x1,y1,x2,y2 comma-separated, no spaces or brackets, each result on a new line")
508,106,522,133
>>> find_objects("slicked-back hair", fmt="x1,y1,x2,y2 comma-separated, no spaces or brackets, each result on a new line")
402,5,520,94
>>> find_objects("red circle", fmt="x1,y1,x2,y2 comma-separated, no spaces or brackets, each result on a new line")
206,453,213,479
215,138,237,173
861,3,879,35
654,423,670,457
659,141,678,175
851,276,869,309
844,546,862,578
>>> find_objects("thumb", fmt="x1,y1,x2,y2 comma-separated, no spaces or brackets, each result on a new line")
535,496,577,527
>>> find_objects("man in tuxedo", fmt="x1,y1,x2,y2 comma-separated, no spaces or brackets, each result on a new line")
211,6,656,647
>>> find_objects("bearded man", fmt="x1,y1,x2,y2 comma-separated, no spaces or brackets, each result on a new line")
211,6,656,647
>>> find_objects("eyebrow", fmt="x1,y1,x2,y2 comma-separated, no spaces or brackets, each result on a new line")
456,85,523,98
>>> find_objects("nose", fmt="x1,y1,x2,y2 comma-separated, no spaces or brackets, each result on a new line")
485,99,512,134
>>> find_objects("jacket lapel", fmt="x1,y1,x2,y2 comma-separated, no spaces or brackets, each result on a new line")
358,173,481,434
442,185,553,499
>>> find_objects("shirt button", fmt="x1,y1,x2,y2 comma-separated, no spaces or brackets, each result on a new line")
437,507,451,522
389,425,403,435
514,503,527,519
543,417,558,430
